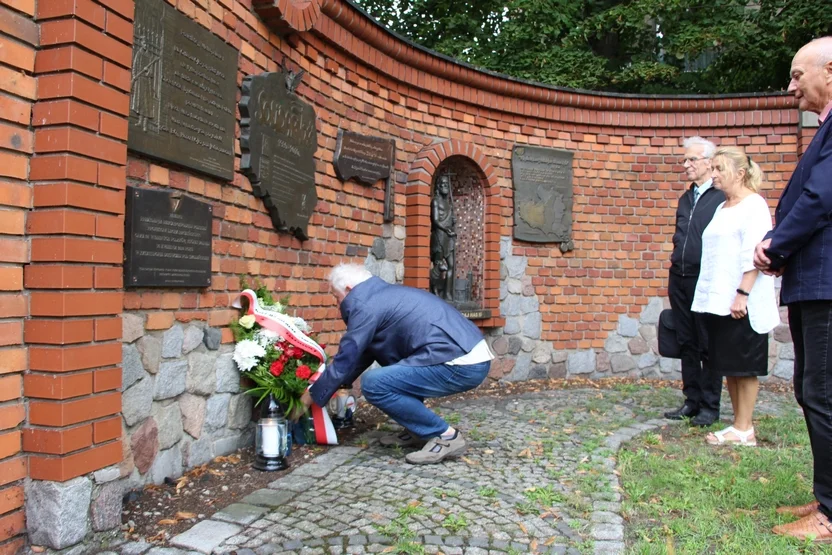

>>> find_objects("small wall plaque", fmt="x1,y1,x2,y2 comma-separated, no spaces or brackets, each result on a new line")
334,130,395,185
124,186,213,288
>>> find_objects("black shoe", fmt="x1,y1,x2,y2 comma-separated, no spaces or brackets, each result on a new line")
664,403,699,420
691,409,719,427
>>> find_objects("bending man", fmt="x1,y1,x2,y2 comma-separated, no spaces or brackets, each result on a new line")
300,264,494,465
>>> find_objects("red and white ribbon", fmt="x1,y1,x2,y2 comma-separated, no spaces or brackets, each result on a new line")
233,289,337,444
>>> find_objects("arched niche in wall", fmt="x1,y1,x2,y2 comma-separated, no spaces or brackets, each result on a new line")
404,141,504,328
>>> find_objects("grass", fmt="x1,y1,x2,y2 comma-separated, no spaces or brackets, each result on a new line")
619,409,832,554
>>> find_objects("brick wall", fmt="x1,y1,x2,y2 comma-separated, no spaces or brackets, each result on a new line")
0,0,35,551
0,0,812,548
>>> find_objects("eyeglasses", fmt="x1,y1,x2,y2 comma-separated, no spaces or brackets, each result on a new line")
681,157,705,165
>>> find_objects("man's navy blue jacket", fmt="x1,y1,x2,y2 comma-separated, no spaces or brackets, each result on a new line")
766,115,832,304
309,277,485,407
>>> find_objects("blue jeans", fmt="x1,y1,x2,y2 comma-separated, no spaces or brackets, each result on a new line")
361,360,491,438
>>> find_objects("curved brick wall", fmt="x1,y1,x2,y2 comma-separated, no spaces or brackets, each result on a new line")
0,0,809,550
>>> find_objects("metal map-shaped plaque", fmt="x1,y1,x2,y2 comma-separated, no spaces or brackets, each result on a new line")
240,70,318,240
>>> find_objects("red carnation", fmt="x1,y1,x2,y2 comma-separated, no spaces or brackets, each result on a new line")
269,360,284,376
295,364,312,380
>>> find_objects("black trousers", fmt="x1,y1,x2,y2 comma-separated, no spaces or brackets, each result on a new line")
668,272,722,411
789,301,832,519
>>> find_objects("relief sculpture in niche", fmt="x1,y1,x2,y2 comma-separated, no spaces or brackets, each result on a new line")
429,159,491,320
430,173,456,300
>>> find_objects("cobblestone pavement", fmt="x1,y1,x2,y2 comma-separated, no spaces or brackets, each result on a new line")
104,386,793,555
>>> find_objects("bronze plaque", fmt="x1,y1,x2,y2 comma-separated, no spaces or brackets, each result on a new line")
512,146,574,244
240,70,318,240
128,0,238,181
124,186,213,288
334,130,395,185
459,309,492,320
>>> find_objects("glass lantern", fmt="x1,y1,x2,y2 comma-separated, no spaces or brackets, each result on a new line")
253,395,288,471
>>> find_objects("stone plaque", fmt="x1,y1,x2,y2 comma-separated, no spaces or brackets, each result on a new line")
124,186,213,288
512,146,574,247
334,130,395,185
128,0,238,181
240,70,318,240
459,309,492,320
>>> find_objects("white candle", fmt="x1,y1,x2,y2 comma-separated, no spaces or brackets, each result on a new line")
260,418,279,456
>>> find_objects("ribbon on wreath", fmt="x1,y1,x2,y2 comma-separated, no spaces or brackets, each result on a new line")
233,289,338,445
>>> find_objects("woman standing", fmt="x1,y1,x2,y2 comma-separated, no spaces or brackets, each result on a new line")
691,146,780,446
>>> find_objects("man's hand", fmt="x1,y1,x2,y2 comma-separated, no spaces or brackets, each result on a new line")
289,391,314,422
753,239,771,271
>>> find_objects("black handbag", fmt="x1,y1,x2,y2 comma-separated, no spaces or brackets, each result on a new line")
658,308,681,359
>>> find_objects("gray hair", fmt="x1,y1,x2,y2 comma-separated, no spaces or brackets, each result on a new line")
683,136,717,159
329,263,372,295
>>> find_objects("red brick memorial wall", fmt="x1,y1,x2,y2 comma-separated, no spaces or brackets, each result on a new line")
0,0,813,550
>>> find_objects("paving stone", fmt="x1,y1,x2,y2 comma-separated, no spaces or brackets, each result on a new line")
171,520,242,553
213,503,270,525
243,489,296,508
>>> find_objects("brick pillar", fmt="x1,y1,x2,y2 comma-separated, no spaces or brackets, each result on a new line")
0,1,36,553
22,0,133,549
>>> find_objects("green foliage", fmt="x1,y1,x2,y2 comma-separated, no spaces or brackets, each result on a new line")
354,0,832,93
442,513,469,533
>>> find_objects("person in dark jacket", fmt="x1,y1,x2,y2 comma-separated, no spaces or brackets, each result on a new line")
299,264,494,465
665,136,725,427
754,37,832,542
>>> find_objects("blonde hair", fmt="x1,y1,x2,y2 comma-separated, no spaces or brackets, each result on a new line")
713,146,764,193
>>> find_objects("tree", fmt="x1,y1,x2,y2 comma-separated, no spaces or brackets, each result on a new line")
352,0,832,94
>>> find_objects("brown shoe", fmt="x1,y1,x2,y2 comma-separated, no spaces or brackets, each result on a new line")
773,510,832,543
777,501,820,518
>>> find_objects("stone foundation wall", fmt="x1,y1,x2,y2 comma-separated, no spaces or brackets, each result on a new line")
119,315,254,489
486,238,796,383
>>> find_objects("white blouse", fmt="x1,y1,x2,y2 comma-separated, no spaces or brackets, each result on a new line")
691,193,780,334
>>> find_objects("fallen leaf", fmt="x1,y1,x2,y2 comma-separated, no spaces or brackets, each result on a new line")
176,512,197,520
158,519,178,526
544,537,557,546
518,523,528,534
518,448,532,458
483,449,494,454
531,539,538,551
758,477,770,484
31,547,45,553
461,456,480,465
407,500,421,507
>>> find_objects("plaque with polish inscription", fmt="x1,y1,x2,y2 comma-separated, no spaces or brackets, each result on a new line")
124,186,213,288
334,130,395,185
240,69,318,240
128,0,238,181
512,146,574,248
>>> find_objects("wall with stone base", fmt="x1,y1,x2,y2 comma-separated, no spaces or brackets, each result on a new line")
119,317,254,487
487,235,796,382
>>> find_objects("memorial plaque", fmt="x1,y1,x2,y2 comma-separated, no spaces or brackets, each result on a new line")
128,0,238,181
459,309,492,320
334,130,395,185
240,69,318,240
512,146,574,247
124,186,213,288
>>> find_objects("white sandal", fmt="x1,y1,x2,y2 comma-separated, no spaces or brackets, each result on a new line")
706,426,756,446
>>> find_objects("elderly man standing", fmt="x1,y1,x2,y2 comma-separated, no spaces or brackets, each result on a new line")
664,137,725,427
753,37,832,542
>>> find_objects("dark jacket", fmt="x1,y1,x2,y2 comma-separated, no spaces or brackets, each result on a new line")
766,116,832,304
309,277,484,406
670,182,725,277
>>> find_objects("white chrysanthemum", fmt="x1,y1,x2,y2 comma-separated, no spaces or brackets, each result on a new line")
254,329,282,348
293,317,311,333
232,339,266,372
